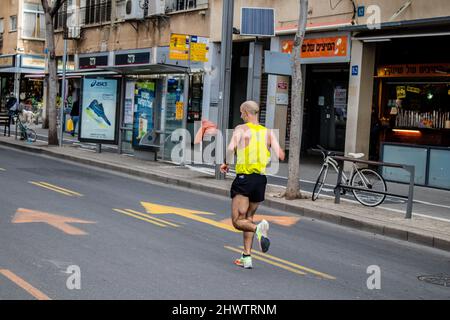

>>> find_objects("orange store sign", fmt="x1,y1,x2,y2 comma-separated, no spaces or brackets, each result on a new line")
281,36,348,59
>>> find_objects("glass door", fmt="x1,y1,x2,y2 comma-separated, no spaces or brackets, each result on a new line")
163,76,185,160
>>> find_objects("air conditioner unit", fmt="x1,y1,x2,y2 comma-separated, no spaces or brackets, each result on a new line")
67,26,81,39
147,0,166,17
123,0,145,20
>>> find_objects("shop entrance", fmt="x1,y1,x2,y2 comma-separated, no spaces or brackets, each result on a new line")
303,64,349,152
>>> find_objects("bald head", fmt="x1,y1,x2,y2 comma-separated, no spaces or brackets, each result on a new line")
240,101,260,115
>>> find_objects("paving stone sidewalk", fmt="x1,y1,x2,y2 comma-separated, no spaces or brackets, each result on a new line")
1,134,450,253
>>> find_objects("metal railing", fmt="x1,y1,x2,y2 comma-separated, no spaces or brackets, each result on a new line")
332,156,416,219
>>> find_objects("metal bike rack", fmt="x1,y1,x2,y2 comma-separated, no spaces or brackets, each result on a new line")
332,156,415,219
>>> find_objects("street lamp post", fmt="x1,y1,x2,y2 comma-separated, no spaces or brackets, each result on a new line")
215,0,234,180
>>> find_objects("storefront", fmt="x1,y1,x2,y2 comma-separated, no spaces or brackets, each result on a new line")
371,35,450,189
0,54,45,114
273,31,351,152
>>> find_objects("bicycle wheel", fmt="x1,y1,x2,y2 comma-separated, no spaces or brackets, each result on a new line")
312,164,328,201
26,129,37,142
351,168,386,207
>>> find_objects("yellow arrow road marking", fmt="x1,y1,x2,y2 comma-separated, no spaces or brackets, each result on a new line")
225,246,307,276
123,209,179,227
141,202,215,215
12,208,96,235
113,209,168,228
238,246,336,280
29,181,83,197
0,269,51,300
141,202,239,233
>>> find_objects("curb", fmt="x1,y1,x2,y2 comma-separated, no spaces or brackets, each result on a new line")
2,139,450,253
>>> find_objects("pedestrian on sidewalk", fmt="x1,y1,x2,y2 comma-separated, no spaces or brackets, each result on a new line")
220,101,285,269
6,96,18,125
70,99,80,137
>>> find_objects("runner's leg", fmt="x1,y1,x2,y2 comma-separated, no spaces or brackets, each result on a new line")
231,195,257,236
243,202,259,255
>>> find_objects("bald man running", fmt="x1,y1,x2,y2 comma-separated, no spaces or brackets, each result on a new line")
221,101,285,269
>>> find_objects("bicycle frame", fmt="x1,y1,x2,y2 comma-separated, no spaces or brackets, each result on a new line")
324,155,349,184
324,155,373,189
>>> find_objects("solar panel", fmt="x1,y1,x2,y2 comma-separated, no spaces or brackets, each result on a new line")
240,7,275,37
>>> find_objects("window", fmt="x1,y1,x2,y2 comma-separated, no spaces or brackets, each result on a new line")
166,0,208,13
80,0,112,25
55,0,77,31
0,18,4,34
10,15,17,32
22,3,45,39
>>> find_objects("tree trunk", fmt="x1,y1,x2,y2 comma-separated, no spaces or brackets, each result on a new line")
285,0,308,200
44,12,59,145
41,0,66,144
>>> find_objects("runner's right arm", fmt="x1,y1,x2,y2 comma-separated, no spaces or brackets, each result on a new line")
268,129,285,161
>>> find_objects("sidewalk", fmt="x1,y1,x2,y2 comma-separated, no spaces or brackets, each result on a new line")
1,132,450,253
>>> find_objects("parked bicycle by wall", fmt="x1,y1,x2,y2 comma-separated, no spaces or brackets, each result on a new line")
312,145,387,207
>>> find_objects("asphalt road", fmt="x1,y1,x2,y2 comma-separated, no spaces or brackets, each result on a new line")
1,145,449,300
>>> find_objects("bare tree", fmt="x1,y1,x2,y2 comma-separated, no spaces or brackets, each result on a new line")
285,0,309,200
41,0,66,145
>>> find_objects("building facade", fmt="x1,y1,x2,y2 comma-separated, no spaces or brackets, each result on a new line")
2,0,450,188
0,0,46,114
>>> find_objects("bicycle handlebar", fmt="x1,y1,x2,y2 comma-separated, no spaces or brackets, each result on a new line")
312,145,345,158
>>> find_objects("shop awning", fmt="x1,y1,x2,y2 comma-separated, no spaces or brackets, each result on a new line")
103,63,189,75
352,24,450,42
23,69,119,79
0,67,45,74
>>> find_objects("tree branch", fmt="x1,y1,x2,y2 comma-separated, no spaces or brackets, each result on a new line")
50,0,67,17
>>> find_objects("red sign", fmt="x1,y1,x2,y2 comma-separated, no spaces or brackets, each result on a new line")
277,81,288,90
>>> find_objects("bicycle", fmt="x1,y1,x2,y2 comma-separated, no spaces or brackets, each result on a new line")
312,145,387,207
13,111,37,142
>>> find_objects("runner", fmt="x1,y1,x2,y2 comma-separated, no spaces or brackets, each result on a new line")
220,101,285,269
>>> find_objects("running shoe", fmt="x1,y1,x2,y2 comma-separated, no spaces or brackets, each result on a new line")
234,254,252,269
255,220,270,253
87,99,111,126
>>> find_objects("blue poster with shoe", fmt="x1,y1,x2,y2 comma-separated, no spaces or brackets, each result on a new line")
80,78,119,144
132,81,156,149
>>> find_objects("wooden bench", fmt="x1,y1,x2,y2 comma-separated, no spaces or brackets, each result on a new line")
0,111,11,137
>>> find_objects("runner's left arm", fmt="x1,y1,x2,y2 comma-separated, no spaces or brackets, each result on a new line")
220,127,241,173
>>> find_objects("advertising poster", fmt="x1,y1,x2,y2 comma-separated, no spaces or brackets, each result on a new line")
80,78,118,144
132,81,156,148
124,81,136,124
169,34,190,61
190,36,209,62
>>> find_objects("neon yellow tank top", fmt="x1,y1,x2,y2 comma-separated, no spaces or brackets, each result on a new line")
235,122,271,175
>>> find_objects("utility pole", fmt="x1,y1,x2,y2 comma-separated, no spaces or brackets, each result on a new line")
215,0,234,180
59,38,67,147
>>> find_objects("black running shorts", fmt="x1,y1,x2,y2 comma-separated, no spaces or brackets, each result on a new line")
230,173,267,203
